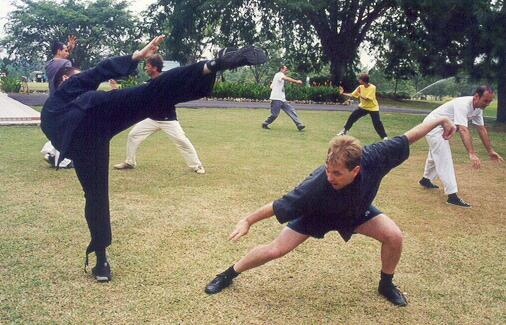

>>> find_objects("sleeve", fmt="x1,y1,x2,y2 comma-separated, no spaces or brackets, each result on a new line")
361,135,410,173
453,102,469,127
61,55,139,93
273,167,325,224
351,86,361,98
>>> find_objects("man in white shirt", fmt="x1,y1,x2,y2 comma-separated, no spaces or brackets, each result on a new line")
419,86,503,207
113,54,205,174
262,65,305,131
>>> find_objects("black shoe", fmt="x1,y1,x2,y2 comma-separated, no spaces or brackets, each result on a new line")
378,282,408,306
447,195,471,208
297,124,306,131
215,46,267,71
205,272,234,294
217,47,239,58
419,177,439,189
262,123,271,129
92,262,112,282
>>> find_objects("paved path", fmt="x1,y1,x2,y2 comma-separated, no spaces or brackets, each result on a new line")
8,93,431,115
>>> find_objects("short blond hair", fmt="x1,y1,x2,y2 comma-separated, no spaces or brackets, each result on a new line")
326,135,362,170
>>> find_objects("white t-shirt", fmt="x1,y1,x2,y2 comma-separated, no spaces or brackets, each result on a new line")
270,72,286,101
424,96,484,129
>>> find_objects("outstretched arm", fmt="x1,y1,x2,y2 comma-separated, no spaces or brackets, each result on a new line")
229,202,274,241
458,125,481,169
404,116,456,144
282,75,303,85
476,125,504,163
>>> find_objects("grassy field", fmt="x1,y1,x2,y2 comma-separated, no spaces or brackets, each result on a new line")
1,108,505,324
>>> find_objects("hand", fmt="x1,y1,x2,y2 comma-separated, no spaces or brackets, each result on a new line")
489,151,504,162
109,79,119,90
441,118,457,140
297,80,303,85
228,219,250,242
67,35,77,52
469,153,481,169
338,86,344,95
132,35,166,61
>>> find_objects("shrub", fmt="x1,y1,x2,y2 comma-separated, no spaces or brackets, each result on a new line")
119,75,144,88
212,81,343,102
0,76,22,93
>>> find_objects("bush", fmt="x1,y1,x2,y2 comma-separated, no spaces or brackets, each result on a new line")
0,76,22,93
119,75,144,89
377,91,411,100
212,82,343,102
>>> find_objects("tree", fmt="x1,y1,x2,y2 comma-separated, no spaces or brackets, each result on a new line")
250,0,396,88
1,0,141,69
381,0,506,122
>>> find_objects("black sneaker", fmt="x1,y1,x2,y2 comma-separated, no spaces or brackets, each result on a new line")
297,124,306,131
205,272,234,294
91,262,112,282
215,46,267,71
378,282,408,306
447,195,471,208
419,177,439,189
262,123,271,129
217,47,239,58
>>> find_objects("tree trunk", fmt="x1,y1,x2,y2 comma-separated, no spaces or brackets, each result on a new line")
496,55,506,123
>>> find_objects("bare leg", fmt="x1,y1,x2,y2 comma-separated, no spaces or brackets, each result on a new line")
354,214,403,274
234,227,309,272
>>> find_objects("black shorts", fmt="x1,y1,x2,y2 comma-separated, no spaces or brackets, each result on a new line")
287,205,382,242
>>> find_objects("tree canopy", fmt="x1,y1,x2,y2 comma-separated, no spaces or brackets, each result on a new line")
1,0,141,69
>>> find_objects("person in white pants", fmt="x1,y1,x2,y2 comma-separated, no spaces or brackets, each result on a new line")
113,54,205,174
419,85,503,207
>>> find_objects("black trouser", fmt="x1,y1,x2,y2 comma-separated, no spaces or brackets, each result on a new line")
66,61,215,254
343,107,387,139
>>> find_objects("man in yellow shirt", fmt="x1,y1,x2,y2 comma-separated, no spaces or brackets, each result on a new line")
338,73,388,140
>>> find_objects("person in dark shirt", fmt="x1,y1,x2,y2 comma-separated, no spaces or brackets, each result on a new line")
40,35,267,282
205,116,456,307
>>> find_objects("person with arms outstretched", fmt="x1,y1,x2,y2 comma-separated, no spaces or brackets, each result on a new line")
205,116,457,307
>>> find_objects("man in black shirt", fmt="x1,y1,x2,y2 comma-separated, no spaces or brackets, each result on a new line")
41,35,267,282
205,116,456,306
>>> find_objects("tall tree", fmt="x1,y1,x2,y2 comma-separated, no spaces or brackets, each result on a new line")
251,0,396,87
380,0,506,122
1,0,141,69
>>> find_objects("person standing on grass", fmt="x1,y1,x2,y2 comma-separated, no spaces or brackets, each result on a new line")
41,35,267,282
205,115,457,307
337,73,388,140
45,35,77,95
42,35,78,167
262,65,306,131
418,85,503,207
112,54,205,174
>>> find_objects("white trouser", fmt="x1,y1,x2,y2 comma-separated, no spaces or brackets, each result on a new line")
423,127,458,194
125,119,203,170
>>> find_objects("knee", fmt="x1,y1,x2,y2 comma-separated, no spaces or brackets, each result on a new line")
383,228,403,247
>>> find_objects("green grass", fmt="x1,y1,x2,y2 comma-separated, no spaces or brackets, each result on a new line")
1,108,505,323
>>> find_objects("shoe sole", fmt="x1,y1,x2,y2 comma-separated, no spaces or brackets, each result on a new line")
446,202,471,208
95,275,112,282
238,47,267,66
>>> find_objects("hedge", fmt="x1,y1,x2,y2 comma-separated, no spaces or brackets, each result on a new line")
211,82,343,102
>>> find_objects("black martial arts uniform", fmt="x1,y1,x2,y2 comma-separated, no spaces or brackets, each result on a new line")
41,55,215,260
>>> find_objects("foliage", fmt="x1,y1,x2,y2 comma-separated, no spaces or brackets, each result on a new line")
0,76,22,93
378,0,506,121
1,0,141,69
212,81,341,102
118,75,145,89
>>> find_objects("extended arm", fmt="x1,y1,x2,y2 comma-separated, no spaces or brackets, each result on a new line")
476,125,504,162
282,75,303,85
229,202,274,241
404,116,456,144
458,125,481,168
